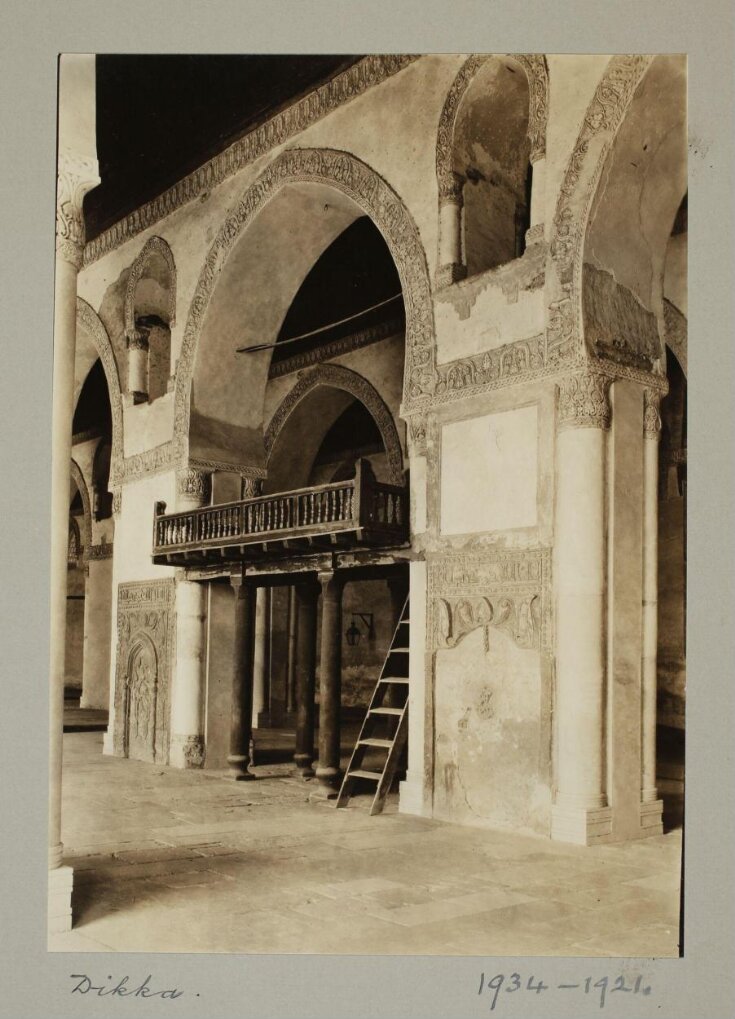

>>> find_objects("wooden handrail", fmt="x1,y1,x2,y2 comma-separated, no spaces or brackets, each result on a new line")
152,460,408,555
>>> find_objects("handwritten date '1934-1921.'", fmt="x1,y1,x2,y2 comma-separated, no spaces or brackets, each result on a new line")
478,972,653,1011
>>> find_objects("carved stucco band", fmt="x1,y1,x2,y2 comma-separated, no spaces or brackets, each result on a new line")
76,298,125,487
170,734,205,769
83,57,417,267
264,363,405,486
435,54,549,199
643,388,662,439
56,149,100,269
70,458,93,556
557,371,612,430
124,236,177,337
176,467,212,501
87,542,114,561
174,147,435,473
547,55,652,366
428,548,552,653
241,477,263,499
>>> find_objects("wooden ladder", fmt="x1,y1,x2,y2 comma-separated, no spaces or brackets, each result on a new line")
336,597,409,815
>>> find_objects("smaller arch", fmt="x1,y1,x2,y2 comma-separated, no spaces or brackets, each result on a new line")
76,298,125,486
92,437,114,521
124,235,177,337
70,458,93,555
264,364,405,486
68,516,82,566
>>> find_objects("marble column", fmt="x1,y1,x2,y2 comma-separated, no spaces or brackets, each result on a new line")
551,370,613,845
436,171,466,287
49,141,100,935
312,570,345,798
642,389,663,804
126,326,149,403
169,469,210,769
251,586,270,728
293,581,319,778
228,577,256,780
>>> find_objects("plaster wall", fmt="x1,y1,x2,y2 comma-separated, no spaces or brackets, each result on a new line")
440,405,538,535
434,627,551,834
123,392,175,458
115,472,177,583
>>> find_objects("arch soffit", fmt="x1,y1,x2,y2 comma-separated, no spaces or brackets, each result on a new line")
70,458,93,554
174,147,435,468
264,364,405,486
435,54,549,197
76,297,125,486
663,299,687,378
546,54,655,364
124,236,177,337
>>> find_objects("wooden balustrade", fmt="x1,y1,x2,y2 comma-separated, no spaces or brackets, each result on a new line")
152,460,408,563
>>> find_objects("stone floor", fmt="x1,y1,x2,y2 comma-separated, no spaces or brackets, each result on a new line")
51,731,682,957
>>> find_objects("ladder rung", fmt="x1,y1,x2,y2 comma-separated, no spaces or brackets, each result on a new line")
389,648,409,653
379,676,409,683
359,738,393,748
349,769,382,781
369,707,403,716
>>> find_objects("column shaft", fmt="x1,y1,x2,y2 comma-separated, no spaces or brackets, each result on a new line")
251,586,270,727
642,416,661,802
228,580,256,780
286,586,298,714
313,571,344,797
170,579,207,768
293,583,318,777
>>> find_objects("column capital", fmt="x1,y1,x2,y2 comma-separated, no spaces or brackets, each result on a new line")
126,328,149,351
557,369,612,430
55,149,100,270
643,388,663,439
317,569,345,595
241,475,263,499
437,169,465,206
176,467,211,504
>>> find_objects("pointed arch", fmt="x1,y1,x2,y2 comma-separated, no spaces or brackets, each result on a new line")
70,458,93,555
173,148,435,472
264,364,405,486
76,297,125,486
124,235,177,336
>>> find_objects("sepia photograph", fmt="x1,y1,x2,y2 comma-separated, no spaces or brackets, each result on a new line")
48,51,689,960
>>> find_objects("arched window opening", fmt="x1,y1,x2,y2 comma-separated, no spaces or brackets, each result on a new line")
453,59,532,276
271,216,405,371
92,439,113,521
126,237,176,405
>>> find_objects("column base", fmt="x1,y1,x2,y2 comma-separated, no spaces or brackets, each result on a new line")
293,754,315,779
639,798,664,837
310,767,341,800
551,803,613,845
169,734,205,769
398,772,430,817
48,865,73,935
227,754,255,780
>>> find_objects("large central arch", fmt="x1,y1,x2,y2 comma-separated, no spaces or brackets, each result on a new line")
173,148,435,474
76,297,125,486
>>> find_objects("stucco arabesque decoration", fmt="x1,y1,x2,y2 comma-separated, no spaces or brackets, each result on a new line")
113,579,175,762
264,363,405,486
428,548,552,654
82,56,417,267
57,149,100,270
173,147,436,479
124,236,177,338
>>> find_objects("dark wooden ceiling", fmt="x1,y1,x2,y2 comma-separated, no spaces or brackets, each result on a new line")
84,55,362,240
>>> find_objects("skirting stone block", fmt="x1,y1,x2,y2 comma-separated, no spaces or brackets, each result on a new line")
102,728,114,756
551,804,614,845
398,775,430,817
639,798,664,836
48,865,73,935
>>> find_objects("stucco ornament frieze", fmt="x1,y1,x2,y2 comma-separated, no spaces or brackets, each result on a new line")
170,734,205,769
428,548,551,653
56,149,100,269
87,542,114,561
241,477,264,499
83,56,416,266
